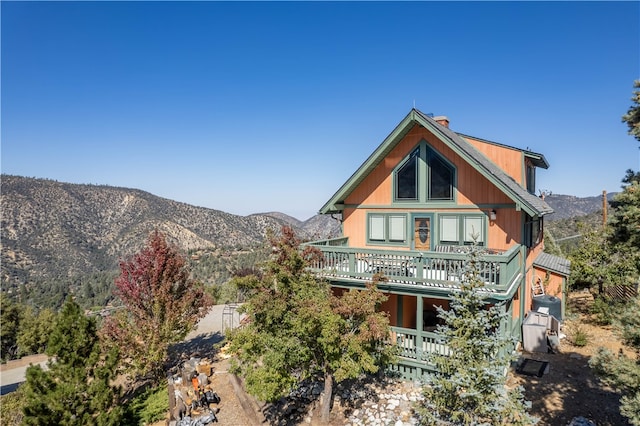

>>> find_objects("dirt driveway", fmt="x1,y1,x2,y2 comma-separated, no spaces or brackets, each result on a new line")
509,291,631,426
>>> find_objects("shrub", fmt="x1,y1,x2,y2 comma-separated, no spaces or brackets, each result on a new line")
122,386,168,425
0,387,26,426
569,323,590,347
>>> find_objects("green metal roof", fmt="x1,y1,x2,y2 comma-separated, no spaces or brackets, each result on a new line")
533,252,571,277
319,108,554,217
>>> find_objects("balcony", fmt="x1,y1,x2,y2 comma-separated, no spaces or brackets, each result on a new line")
304,238,523,299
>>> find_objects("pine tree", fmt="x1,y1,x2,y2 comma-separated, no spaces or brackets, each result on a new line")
0,294,23,361
590,296,640,425
228,226,393,423
417,247,536,426
622,80,640,142
588,176,640,426
22,298,123,425
17,306,57,357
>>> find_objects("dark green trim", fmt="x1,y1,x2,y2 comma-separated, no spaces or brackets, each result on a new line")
328,278,520,302
397,295,404,326
339,202,517,211
410,212,434,250
320,114,416,214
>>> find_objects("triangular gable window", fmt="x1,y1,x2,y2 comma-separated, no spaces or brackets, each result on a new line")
396,147,419,200
394,142,455,202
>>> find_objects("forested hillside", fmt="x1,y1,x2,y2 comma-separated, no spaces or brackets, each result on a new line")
1,175,610,310
1,175,339,309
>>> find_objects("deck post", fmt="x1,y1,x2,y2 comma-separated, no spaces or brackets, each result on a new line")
416,296,424,360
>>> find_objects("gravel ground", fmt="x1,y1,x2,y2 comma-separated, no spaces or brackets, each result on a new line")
169,304,263,425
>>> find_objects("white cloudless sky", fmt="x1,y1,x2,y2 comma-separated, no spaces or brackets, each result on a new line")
2,1,639,220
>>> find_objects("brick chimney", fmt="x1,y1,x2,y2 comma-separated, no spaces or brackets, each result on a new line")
433,116,449,128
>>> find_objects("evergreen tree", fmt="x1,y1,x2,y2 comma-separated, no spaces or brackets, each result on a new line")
590,296,640,425
22,298,123,425
569,224,635,291
608,180,640,254
17,306,57,357
416,247,536,426
543,227,563,257
0,294,23,361
228,226,393,423
588,176,640,426
622,80,640,142
101,230,213,380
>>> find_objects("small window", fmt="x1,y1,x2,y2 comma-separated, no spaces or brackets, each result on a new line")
369,215,385,241
464,217,484,244
526,163,536,194
524,215,543,248
367,213,408,245
440,216,459,244
389,215,407,242
438,214,486,246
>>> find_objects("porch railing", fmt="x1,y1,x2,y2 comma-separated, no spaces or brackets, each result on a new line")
391,326,451,363
304,240,522,294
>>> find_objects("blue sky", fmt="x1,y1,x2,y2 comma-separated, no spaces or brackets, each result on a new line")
2,1,639,220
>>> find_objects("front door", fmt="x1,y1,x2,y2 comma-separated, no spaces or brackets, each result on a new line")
413,215,432,251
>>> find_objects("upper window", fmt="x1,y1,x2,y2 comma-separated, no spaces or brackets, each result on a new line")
429,152,454,200
394,142,455,202
524,214,543,248
526,163,536,194
396,148,419,200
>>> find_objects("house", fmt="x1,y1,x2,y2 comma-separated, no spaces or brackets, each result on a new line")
305,109,570,379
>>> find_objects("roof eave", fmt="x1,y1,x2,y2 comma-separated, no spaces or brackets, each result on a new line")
319,109,554,218
319,111,417,214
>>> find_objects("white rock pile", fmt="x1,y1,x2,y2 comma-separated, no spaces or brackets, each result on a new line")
336,380,423,426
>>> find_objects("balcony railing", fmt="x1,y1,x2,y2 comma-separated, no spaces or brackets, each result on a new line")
304,239,522,295
391,326,451,362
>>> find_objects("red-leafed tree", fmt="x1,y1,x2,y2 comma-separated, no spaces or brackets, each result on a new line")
102,230,212,380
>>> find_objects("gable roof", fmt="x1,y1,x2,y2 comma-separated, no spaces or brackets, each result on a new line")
456,132,550,169
319,108,554,217
533,252,571,277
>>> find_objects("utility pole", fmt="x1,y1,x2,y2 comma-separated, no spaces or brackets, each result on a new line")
602,190,608,227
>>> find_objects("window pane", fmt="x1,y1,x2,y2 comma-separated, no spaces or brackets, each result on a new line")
389,215,406,242
429,155,453,200
526,164,536,194
440,216,458,242
396,149,418,200
369,215,385,241
464,217,483,243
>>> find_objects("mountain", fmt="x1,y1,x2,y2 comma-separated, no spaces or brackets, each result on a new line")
1,175,340,304
543,192,616,221
3,175,611,308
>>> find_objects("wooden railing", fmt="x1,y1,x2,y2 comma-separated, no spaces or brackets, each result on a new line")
304,240,522,294
390,326,451,362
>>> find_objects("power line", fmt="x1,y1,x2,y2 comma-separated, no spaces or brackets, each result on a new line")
555,234,582,242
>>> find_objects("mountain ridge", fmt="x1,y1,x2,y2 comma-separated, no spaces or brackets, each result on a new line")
1,175,339,298
1,174,610,308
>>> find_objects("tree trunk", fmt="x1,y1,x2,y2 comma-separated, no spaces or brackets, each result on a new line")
320,371,333,423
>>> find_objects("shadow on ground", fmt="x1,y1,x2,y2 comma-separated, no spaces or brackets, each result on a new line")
168,331,225,364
